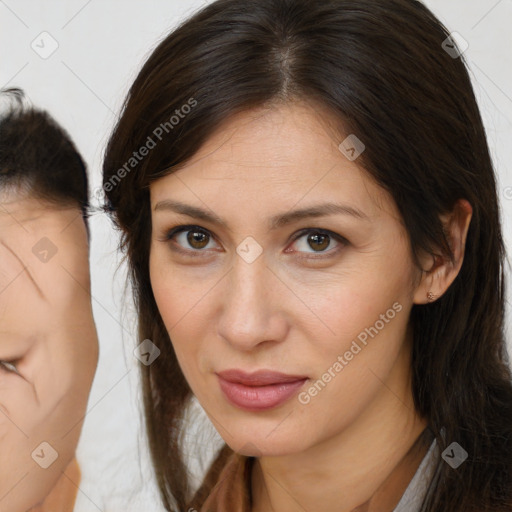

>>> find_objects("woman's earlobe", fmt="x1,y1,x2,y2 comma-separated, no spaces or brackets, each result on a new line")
413,199,472,305
414,261,445,304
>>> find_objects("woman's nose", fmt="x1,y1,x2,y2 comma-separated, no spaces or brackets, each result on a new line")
216,250,289,352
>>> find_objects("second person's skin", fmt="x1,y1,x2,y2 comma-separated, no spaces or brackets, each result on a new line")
0,192,99,512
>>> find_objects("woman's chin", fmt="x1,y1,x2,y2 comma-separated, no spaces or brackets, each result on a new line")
224,432,309,458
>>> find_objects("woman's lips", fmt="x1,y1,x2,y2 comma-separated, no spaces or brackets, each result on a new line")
216,369,308,411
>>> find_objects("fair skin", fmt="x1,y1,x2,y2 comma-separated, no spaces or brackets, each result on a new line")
149,100,472,512
0,193,99,512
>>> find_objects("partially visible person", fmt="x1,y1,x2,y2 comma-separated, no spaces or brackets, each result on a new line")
0,88,99,512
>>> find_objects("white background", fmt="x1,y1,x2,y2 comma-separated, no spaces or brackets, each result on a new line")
1,1,511,510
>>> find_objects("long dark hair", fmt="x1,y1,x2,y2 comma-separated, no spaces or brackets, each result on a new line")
102,0,512,510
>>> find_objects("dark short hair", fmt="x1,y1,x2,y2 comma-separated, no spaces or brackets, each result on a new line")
0,88,90,233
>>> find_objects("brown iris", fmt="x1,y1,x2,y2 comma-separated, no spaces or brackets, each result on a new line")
187,230,209,250
307,232,330,252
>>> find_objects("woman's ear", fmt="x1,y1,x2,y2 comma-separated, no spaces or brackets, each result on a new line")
413,198,473,304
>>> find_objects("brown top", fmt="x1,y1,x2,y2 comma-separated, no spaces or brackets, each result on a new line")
30,457,81,512
194,428,436,512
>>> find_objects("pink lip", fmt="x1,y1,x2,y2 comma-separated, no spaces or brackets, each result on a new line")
216,369,308,411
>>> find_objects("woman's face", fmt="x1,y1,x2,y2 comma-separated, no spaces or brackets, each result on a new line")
0,195,98,511
149,101,426,456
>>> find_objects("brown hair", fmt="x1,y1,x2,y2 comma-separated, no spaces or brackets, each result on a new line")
102,0,512,510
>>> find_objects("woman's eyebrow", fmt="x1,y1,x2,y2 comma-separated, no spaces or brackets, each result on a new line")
153,199,371,230
0,240,46,300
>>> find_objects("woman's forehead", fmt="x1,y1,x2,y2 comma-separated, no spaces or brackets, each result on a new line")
166,101,347,172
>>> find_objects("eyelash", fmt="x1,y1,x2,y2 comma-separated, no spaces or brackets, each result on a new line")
160,224,348,260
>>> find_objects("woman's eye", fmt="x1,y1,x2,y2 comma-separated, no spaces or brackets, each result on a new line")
163,225,219,256
162,225,346,259
289,229,346,257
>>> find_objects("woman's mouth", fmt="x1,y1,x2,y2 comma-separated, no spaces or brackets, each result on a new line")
216,369,308,411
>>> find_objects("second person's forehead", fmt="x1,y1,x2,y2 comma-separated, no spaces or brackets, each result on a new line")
0,237,47,304
0,214,86,292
